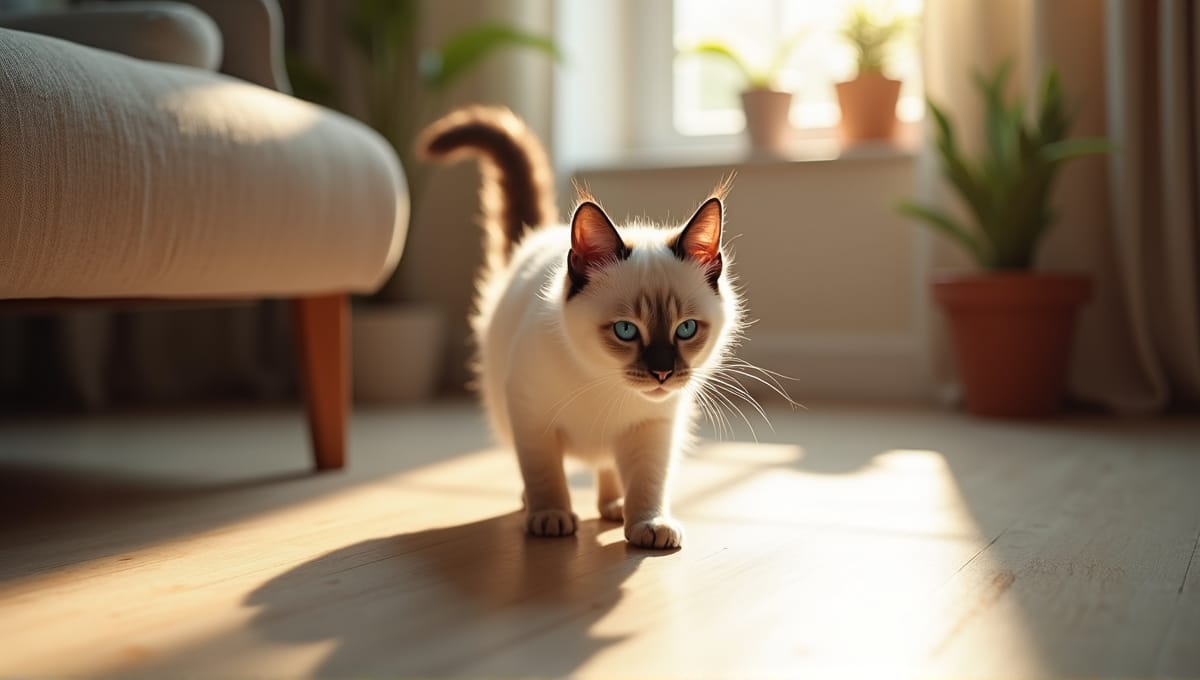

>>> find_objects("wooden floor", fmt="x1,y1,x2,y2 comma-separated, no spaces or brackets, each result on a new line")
1,401,1199,678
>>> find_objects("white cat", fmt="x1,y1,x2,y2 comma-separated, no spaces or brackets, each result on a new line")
419,107,743,549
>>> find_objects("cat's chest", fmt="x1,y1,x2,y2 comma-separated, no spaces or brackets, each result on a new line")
547,380,671,460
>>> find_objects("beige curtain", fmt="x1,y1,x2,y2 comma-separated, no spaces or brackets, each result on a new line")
921,0,1200,413
1103,0,1200,410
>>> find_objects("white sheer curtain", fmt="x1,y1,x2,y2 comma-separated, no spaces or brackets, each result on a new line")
920,0,1200,413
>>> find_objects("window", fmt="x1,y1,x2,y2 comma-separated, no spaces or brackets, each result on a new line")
553,0,925,167
673,0,924,138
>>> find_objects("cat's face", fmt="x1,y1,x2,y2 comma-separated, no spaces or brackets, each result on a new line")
561,196,733,402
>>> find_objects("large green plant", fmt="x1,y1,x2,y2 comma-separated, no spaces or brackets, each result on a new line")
288,0,558,301
342,0,558,161
840,5,909,78
898,63,1110,270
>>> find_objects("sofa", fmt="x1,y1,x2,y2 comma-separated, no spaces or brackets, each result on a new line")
0,0,410,469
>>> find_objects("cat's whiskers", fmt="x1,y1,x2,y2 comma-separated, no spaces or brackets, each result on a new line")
696,378,760,442
590,378,628,441
691,382,732,441
698,369,767,414
708,362,804,411
543,371,624,435
605,385,634,443
719,357,805,410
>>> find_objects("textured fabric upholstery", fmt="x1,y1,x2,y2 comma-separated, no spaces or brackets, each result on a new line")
0,2,222,70
0,27,407,300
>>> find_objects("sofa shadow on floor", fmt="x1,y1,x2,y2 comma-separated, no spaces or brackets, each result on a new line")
0,462,315,583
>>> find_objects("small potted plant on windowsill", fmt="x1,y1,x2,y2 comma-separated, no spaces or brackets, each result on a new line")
679,37,803,154
897,63,1110,418
836,5,909,145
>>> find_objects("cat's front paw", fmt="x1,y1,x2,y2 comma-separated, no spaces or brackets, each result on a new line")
526,509,578,537
625,516,683,549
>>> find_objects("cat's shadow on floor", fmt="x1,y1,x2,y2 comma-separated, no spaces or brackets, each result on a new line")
243,512,655,677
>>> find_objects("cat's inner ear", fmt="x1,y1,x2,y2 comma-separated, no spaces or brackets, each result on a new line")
567,201,626,297
570,202,623,261
673,197,724,287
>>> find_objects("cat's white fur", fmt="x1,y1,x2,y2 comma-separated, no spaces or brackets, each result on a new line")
417,105,741,550
474,216,740,549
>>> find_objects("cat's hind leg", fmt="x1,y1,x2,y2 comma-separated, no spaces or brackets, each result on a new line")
597,467,624,522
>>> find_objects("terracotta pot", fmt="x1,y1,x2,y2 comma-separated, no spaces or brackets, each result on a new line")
740,89,792,153
835,73,901,143
933,273,1092,418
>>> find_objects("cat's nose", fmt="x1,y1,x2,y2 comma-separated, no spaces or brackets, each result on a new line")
653,370,673,383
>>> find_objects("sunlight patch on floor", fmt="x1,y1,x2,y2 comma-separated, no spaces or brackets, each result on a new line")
570,444,1046,679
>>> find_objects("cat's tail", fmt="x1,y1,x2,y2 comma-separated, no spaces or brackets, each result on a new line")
416,106,557,265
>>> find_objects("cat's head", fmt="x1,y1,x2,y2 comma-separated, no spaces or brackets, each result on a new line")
560,189,739,402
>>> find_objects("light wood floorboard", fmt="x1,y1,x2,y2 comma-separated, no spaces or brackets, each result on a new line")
1,402,1198,678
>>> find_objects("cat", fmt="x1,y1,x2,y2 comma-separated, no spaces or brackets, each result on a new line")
418,106,743,549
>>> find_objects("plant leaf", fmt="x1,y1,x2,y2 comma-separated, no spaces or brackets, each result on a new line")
765,30,807,84
1040,137,1113,163
424,23,560,91
927,98,992,232
347,0,418,57
681,41,761,87
896,201,991,267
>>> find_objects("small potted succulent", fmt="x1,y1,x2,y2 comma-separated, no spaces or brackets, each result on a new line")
898,62,1110,418
835,5,909,144
680,37,803,153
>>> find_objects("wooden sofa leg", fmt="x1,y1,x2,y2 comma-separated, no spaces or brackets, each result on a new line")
292,294,349,471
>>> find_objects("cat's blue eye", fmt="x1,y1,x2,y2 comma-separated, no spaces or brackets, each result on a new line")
613,320,639,341
675,319,698,340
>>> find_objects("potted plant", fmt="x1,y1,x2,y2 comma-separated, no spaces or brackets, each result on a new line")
290,1,557,402
897,63,1110,418
835,5,909,144
680,37,803,153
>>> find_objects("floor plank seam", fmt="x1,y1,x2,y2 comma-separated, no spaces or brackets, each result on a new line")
1177,527,1200,596
1151,523,1200,673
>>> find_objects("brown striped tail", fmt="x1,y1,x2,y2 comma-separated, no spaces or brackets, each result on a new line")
416,106,557,264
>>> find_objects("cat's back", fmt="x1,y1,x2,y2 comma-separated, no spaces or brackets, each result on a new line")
475,224,569,334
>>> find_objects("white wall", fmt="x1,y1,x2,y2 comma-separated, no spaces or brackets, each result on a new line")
574,154,934,403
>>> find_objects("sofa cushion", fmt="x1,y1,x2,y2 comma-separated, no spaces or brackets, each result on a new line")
0,2,223,70
0,27,407,299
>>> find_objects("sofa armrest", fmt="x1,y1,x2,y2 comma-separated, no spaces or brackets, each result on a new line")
0,26,406,300
181,0,291,92
0,2,221,69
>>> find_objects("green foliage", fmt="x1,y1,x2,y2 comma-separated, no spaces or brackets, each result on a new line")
284,0,558,302
422,23,560,91
285,53,337,108
840,5,909,77
897,62,1112,270
679,33,805,91
287,1,558,152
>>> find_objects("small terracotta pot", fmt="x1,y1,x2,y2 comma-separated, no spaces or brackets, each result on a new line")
835,73,901,143
933,273,1092,418
740,88,792,153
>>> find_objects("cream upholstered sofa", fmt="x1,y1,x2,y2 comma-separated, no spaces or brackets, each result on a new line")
0,0,409,470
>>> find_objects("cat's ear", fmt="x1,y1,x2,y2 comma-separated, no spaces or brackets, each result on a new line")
567,201,627,297
673,197,723,289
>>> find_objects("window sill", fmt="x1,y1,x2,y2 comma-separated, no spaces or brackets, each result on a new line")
573,138,919,176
